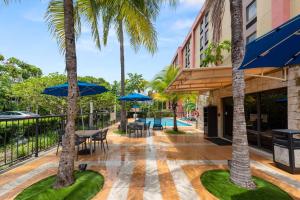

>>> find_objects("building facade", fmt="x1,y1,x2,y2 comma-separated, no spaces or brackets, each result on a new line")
169,0,300,151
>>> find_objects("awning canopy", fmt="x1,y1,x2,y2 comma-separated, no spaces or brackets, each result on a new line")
166,66,278,93
239,14,300,69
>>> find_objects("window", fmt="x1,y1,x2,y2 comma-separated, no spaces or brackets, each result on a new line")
204,12,209,26
222,88,287,151
200,37,203,50
246,32,256,44
246,1,256,22
185,42,190,68
200,22,204,33
200,54,204,66
204,30,209,44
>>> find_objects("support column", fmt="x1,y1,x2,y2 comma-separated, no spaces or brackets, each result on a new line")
196,94,208,131
288,66,300,130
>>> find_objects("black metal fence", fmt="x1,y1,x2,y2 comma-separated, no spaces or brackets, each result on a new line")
0,112,117,171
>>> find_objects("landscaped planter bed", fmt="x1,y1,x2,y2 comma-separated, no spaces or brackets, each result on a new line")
201,169,292,200
15,170,104,200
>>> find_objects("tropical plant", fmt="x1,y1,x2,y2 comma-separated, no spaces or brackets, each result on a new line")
206,0,255,189
184,102,196,115
150,65,181,131
126,73,148,94
45,0,103,188
12,73,67,114
201,40,231,67
101,0,160,132
0,55,43,111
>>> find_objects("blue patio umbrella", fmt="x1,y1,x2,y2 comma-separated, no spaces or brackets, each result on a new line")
42,81,108,130
239,14,300,70
118,93,152,101
118,93,151,118
42,81,108,97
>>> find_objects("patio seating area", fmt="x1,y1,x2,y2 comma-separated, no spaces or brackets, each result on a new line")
0,123,299,200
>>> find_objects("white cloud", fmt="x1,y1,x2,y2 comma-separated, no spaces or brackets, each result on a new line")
23,11,44,22
172,19,194,30
77,38,99,53
179,0,205,7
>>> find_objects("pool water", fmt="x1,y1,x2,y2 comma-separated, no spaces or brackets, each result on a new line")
146,118,192,127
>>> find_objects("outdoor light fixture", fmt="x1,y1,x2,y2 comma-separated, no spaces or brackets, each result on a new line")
79,163,87,171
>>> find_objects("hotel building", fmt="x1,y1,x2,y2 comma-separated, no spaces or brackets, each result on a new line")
168,0,300,151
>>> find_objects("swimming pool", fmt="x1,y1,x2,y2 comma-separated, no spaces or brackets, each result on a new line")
146,118,192,127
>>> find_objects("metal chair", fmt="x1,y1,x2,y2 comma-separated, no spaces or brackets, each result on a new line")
92,128,109,152
56,130,86,160
153,118,163,130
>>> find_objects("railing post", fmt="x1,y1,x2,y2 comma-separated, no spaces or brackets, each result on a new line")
35,118,39,157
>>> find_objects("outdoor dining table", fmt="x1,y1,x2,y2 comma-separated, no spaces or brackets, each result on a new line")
126,122,145,137
75,129,102,155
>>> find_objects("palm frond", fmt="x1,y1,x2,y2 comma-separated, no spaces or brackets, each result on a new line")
100,0,158,54
150,65,182,102
205,0,225,43
45,0,81,53
77,0,101,49
45,0,102,53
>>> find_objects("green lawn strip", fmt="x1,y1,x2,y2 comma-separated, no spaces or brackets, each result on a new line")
113,130,126,135
15,170,104,200
201,170,292,200
165,130,186,135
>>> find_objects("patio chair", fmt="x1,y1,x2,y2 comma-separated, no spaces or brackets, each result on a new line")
127,122,144,137
75,135,86,160
56,130,86,160
138,118,146,122
153,117,163,130
92,128,109,152
56,129,66,155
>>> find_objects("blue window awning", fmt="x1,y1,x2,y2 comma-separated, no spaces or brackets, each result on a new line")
239,14,300,70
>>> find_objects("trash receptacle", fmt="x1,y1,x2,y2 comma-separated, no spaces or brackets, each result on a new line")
272,129,300,174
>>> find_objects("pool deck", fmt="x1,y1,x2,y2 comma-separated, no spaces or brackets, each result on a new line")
0,124,300,200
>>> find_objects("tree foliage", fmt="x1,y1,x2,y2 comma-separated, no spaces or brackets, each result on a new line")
45,0,102,53
0,54,42,111
11,73,116,114
201,40,231,67
126,73,148,94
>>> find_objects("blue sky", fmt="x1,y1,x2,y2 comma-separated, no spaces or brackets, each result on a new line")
0,0,204,83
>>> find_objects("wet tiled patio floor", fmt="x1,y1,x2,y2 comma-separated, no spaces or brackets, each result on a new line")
0,124,300,200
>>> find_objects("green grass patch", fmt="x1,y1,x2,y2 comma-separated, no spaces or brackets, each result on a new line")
15,170,104,200
200,170,292,200
113,130,126,135
165,130,186,135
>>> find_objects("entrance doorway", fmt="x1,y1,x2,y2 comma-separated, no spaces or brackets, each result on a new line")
221,87,287,151
223,98,233,140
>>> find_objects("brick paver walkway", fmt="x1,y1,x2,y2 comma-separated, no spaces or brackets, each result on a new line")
0,125,300,200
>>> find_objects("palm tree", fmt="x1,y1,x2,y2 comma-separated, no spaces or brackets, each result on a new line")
101,1,159,132
101,0,177,132
151,65,181,131
45,0,102,188
206,0,255,188
0,0,90,188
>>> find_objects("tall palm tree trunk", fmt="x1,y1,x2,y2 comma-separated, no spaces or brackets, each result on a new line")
172,101,178,132
229,0,255,189
54,0,77,189
119,21,126,132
